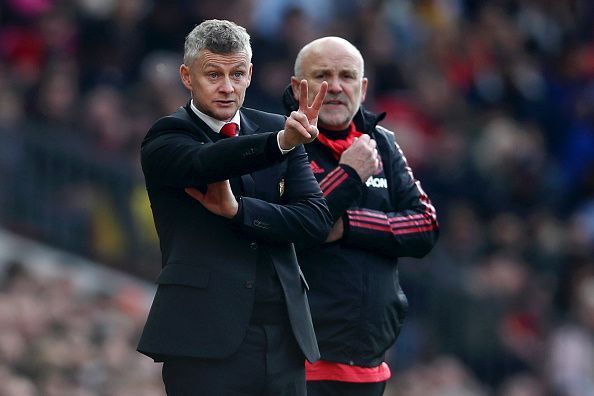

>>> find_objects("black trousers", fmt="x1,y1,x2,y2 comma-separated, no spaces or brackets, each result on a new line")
161,323,305,395
307,380,386,396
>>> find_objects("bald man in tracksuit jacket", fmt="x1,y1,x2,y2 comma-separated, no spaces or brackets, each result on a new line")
283,80,439,395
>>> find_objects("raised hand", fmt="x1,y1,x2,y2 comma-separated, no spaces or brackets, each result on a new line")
185,181,238,219
279,80,328,150
339,134,380,182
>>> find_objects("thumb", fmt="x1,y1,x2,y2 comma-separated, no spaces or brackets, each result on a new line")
184,187,205,202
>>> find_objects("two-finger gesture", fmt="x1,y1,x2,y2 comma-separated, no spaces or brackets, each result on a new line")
280,80,328,150
297,79,327,129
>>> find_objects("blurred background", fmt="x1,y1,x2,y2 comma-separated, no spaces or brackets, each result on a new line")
0,0,593,395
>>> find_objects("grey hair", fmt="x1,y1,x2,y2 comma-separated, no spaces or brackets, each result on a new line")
294,36,364,78
183,19,252,65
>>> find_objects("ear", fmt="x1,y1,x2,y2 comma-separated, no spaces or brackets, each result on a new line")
180,64,192,91
290,77,301,100
360,77,368,104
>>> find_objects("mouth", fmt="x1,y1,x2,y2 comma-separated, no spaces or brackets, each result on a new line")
324,99,344,106
215,99,236,106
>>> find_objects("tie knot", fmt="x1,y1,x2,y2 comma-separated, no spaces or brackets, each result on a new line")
220,123,238,138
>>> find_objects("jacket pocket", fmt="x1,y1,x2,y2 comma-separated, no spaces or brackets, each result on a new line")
156,263,210,288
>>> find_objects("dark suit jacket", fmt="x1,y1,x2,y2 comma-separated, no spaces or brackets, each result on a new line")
137,104,332,363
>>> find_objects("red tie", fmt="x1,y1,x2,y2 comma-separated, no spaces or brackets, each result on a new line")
220,123,238,138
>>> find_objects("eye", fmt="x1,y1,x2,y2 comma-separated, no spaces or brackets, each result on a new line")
233,71,244,79
207,72,218,79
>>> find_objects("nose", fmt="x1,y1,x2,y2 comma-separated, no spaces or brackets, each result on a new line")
327,77,342,94
219,76,234,93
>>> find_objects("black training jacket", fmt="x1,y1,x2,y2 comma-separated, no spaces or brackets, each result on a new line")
283,86,439,367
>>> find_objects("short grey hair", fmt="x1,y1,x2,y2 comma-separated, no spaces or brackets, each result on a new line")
183,19,252,66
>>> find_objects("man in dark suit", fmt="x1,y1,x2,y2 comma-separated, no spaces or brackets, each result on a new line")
137,19,332,395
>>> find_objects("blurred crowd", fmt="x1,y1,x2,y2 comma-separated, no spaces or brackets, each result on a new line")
0,257,163,396
0,0,593,395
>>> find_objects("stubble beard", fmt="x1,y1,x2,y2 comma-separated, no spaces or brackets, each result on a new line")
319,108,353,131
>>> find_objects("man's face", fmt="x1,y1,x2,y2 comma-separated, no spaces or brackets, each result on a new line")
180,49,252,121
292,41,367,130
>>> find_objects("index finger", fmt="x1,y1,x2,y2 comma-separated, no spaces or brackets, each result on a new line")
298,79,309,112
310,81,328,113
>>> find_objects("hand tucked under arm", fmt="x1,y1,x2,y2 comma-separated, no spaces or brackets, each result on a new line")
184,181,238,219
325,217,344,243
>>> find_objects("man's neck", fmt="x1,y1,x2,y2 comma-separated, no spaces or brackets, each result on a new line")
190,100,241,133
318,122,354,140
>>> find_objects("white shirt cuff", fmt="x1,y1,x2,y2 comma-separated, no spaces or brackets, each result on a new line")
277,131,295,155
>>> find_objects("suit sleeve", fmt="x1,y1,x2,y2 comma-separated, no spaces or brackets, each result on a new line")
140,117,284,189
320,134,439,259
232,145,333,245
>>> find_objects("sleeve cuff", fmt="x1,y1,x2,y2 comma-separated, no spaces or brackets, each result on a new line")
339,164,364,184
230,196,244,224
266,132,286,162
277,130,295,155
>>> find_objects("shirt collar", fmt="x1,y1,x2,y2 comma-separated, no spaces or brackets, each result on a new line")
190,100,241,134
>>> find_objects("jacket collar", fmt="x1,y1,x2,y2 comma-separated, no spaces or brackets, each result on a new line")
189,100,241,134
182,101,260,137
239,111,259,136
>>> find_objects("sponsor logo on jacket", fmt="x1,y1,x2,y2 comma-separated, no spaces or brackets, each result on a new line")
366,176,388,189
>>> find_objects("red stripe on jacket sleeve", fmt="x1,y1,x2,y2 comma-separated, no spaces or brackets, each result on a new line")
346,205,438,237
319,167,349,197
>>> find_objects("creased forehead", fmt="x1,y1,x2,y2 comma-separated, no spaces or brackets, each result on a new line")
198,50,251,68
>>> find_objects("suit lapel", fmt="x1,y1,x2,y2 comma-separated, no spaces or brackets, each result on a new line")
181,103,247,194
175,102,220,143
238,110,259,197
239,111,260,137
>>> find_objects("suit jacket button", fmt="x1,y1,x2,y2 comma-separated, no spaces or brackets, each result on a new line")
244,281,254,289
250,242,258,250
